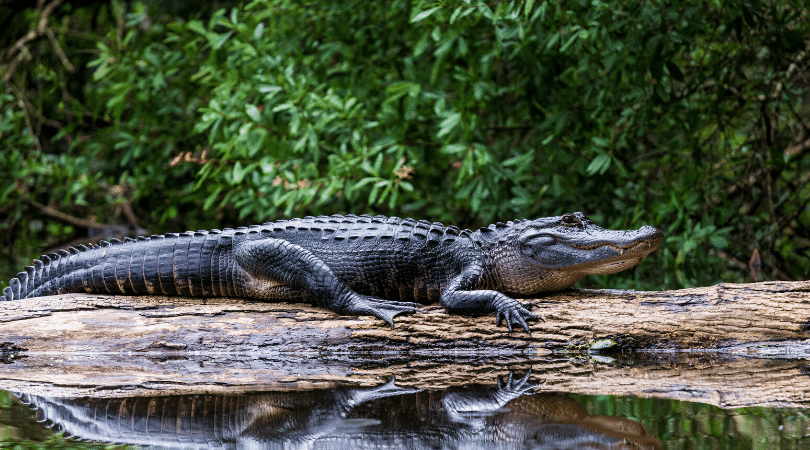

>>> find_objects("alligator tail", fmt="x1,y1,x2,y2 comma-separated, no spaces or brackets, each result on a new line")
1,230,236,302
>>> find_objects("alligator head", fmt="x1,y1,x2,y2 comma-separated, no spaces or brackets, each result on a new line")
494,212,663,293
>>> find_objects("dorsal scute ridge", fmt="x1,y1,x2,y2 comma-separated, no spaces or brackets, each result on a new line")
9,278,20,296
24,266,36,293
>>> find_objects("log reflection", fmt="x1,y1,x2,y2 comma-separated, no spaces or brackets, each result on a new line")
15,372,661,449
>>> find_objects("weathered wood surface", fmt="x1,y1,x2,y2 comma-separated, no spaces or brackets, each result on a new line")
1,352,809,409
2,281,809,353
1,281,810,408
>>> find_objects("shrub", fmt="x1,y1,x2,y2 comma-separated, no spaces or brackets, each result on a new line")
2,0,808,290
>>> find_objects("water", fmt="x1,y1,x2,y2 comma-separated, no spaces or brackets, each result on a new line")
2,370,809,449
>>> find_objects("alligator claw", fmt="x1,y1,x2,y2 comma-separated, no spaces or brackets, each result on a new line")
498,369,534,392
494,369,536,403
494,297,540,334
347,296,421,329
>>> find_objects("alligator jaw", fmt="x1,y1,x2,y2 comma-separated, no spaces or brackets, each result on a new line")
520,222,663,275
591,237,661,257
562,228,664,275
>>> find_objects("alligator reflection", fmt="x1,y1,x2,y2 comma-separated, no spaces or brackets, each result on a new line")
17,372,661,449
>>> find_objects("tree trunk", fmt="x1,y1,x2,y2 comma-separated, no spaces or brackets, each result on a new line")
1,281,809,408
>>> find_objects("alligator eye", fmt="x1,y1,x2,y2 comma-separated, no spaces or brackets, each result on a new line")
561,214,579,226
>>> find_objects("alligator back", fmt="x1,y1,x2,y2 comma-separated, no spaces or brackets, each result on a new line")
1,215,473,303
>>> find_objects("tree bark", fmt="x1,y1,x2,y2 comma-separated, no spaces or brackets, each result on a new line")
1,281,809,408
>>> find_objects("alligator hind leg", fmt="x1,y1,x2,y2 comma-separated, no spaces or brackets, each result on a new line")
235,238,419,328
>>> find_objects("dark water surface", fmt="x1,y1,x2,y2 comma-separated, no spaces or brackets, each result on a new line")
1,374,809,450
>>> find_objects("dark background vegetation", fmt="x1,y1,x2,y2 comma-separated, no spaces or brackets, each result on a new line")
1,0,808,291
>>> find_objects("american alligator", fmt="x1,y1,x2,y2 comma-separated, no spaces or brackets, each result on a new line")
15,373,662,449
1,212,662,332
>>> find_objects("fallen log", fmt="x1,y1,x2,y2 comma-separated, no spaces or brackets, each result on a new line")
2,281,809,354
1,350,809,409
1,281,810,407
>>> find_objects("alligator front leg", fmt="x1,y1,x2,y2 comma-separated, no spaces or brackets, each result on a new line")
235,238,419,328
441,263,539,333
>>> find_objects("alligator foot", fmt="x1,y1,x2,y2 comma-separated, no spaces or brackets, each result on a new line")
345,295,422,329
346,376,421,409
493,296,541,334
497,369,536,398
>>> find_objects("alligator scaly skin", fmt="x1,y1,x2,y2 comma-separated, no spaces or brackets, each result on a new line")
1,213,663,333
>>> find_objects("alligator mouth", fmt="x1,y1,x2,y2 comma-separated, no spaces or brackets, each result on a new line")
589,239,659,255
561,235,662,275
567,238,660,255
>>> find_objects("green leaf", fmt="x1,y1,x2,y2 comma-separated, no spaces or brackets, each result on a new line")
253,22,265,41
441,143,467,155
246,104,261,122
586,153,611,176
438,112,461,138
207,31,233,50
591,136,609,147
411,6,441,23
386,81,421,97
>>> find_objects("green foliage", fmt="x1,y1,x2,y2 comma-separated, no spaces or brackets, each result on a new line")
0,390,129,449
1,0,809,290
576,394,810,449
